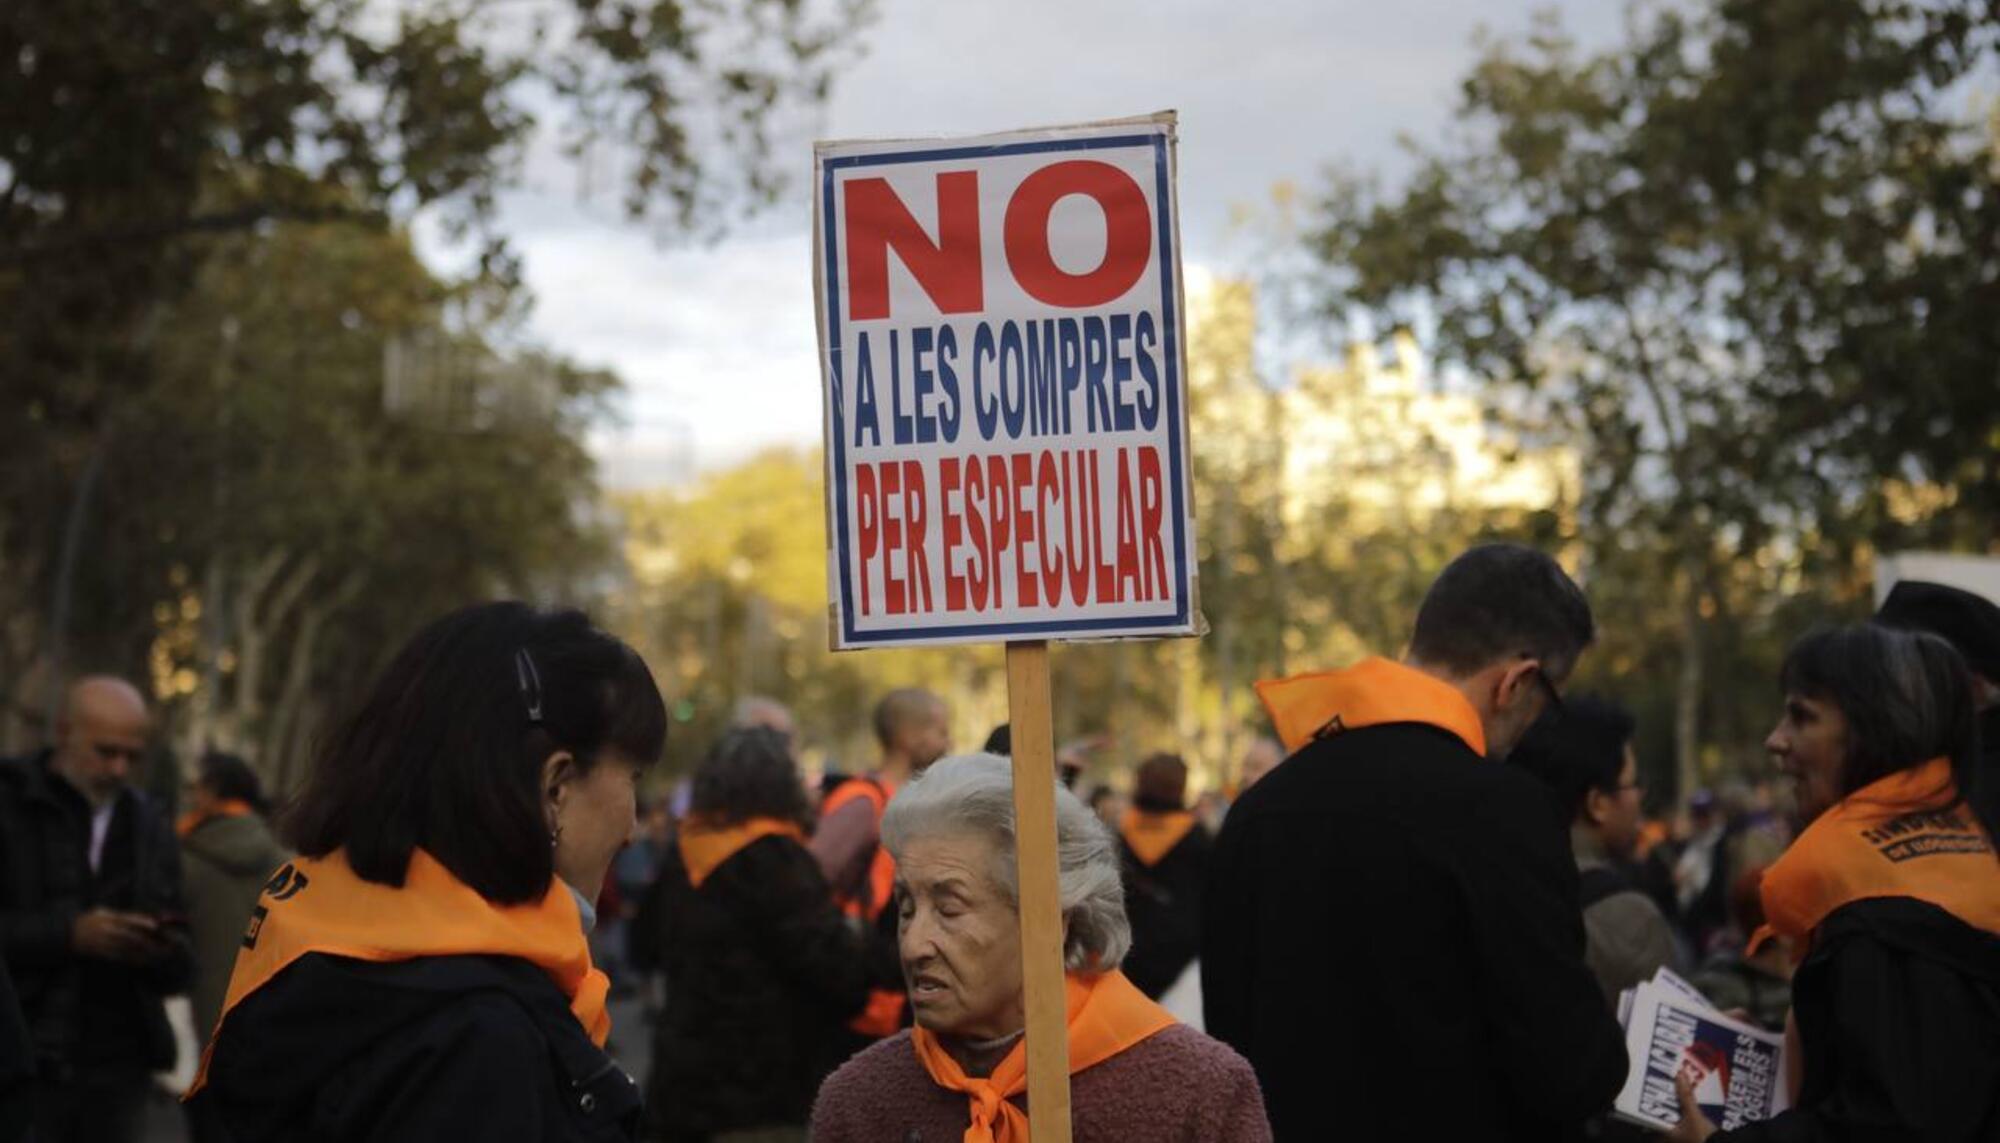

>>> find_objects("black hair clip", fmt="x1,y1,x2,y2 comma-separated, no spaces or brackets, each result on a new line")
515,648,545,726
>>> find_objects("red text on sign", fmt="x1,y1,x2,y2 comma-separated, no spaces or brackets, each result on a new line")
844,162,1152,322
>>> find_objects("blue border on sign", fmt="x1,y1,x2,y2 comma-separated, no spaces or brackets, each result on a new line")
821,132,1190,647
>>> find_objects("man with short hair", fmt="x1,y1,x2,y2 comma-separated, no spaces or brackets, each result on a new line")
810,688,949,1041
1510,696,1678,1006
1202,544,1626,1141
0,677,193,1143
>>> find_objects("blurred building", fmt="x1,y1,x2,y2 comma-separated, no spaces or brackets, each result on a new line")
1279,331,1577,528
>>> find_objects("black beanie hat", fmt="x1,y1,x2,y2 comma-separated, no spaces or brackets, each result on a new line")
1876,579,2000,681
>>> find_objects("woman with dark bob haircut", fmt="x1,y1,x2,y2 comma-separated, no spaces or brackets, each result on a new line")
187,602,666,1142
633,727,869,1143
1668,623,2000,1143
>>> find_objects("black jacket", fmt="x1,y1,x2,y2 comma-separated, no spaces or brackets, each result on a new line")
0,955,30,1143
632,833,868,1141
1714,897,2000,1143
1119,819,1211,999
190,952,640,1142
1201,723,1627,1142
0,750,192,1074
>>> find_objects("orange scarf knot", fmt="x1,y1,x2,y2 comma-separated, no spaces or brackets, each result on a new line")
910,969,1175,1143
1119,809,1197,867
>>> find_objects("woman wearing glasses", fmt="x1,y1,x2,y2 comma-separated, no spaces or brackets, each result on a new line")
187,602,665,1142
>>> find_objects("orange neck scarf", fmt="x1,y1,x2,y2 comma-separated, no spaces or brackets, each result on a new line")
186,847,607,1097
1254,656,1488,756
1119,809,1197,867
176,799,256,839
1753,757,2000,961
910,969,1175,1143
677,816,806,889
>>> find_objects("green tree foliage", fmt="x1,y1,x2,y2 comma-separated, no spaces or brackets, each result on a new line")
611,449,1008,778
1306,0,1999,795
0,0,869,764
22,220,617,784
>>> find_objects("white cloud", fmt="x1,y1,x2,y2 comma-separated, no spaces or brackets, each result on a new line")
416,0,1623,487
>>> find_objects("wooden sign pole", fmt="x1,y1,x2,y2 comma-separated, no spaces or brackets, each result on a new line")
1005,640,1074,1143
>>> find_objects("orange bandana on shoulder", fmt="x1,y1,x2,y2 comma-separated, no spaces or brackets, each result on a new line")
1254,656,1487,757
1119,809,1197,868
1752,757,2000,961
911,969,1176,1143
176,799,256,839
677,816,806,889
185,848,608,1098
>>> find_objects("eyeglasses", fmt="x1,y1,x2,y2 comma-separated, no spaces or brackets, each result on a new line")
1527,660,1565,715
92,743,145,764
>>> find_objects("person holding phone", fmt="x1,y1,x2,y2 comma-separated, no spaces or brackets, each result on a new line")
0,676,194,1143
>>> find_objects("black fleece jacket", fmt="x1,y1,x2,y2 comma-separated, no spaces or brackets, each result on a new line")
1201,722,1627,1142
190,952,640,1142
632,832,868,1141
1712,897,2000,1143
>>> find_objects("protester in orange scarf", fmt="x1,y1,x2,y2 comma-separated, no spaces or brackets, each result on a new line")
633,726,870,1142
1115,752,1211,1000
810,754,1271,1142
184,602,666,1143
187,846,610,1096
1668,624,2000,1143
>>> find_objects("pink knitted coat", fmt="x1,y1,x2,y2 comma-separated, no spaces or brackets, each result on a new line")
809,1024,1272,1142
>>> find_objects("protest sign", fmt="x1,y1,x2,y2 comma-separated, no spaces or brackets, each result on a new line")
814,113,1198,649
813,112,1197,1143
1614,972,1790,1132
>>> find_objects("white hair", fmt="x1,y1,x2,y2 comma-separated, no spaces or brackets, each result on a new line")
881,752,1131,972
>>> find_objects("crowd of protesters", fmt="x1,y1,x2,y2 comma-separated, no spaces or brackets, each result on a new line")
1,546,1996,1142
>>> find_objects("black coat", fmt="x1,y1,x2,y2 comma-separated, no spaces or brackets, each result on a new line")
632,833,868,1141
1119,821,1211,999
0,955,30,1143
1713,897,2000,1142
190,952,640,1142
1201,723,1627,1142
0,751,192,1074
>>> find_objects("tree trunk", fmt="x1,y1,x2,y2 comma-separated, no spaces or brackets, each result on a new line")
260,572,361,784
1674,562,1705,803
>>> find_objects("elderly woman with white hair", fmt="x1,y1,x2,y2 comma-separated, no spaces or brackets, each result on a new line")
810,754,1270,1142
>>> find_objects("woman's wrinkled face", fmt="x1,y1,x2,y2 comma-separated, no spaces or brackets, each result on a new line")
896,833,1024,1041
1765,693,1849,826
549,748,642,901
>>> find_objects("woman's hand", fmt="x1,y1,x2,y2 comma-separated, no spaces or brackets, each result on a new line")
1661,1073,1719,1142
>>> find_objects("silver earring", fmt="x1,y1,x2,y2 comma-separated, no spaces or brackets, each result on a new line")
550,821,562,849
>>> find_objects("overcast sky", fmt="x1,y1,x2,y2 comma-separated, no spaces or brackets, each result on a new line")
416,0,1623,487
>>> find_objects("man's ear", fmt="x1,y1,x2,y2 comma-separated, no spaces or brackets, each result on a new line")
1492,659,1540,713
1581,787,1611,828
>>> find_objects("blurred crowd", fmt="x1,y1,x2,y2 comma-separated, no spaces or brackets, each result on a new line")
2,551,1996,1143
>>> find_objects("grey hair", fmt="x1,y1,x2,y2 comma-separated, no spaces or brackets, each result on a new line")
881,753,1131,972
